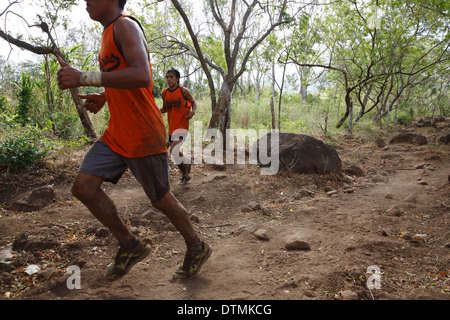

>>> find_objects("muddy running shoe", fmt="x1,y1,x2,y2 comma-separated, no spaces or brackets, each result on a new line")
173,242,212,279
105,240,151,281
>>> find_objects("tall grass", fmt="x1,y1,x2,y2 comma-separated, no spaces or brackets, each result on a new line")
189,90,348,138
187,89,433,141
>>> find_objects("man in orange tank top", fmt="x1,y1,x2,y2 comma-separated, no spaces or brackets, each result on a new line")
160,68,197,184
56,0,210,281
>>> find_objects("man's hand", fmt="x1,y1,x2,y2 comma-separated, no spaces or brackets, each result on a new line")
78,93,107,114
186,110,195,120
57,57,82,90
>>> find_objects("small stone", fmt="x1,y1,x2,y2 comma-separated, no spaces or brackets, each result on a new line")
251,203,261,211
415,163,426,169
343,164,365,177
294,189,314,199
285,237,310,251
401,231,413,240
372,175,386,183
189,214,200,223
417,179,428,185
387,205,405,217
254,229,270,241
130,226,140,235
326,190,338,196
403,195,417,203
142,208,167,222
38,267,57,279
261,206,272,216
191,195,206,204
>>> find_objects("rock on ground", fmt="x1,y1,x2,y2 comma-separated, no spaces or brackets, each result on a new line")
389,133,428,146
285,235,311,251
256,133,342,175
7,185,56,212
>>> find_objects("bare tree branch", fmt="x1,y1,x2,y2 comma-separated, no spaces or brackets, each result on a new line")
0,28,55,55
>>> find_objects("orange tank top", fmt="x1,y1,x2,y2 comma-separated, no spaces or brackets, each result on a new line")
98,15,167,158
163,86,191,135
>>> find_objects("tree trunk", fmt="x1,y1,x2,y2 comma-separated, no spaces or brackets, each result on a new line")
299,66,309,104
44,55,57,134
270,62,276,129
277,60,287,130
336,89,353,130
209,81,232,135
254,62,262,100
300,84,308,104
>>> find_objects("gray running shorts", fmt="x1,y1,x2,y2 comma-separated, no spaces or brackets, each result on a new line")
78,140,170,201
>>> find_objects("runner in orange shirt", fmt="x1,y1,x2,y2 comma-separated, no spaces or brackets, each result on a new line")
160,68,197,184
56,0,210,281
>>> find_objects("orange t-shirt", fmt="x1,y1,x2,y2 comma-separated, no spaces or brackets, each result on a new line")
98,15,167,158
162,86,191,135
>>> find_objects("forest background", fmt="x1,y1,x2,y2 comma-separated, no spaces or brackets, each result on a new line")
0,0,448,171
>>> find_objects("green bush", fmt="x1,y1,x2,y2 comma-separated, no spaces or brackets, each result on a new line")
15,73,35,126
53,111,82,140
0,126,51,171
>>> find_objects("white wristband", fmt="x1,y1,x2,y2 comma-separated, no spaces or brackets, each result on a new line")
79,71,102,86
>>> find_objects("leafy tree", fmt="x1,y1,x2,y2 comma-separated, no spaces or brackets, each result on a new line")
167,0,297,138
0,0,97,140
289,0,449,132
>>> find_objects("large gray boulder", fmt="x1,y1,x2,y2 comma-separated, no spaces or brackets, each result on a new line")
256,133,342,175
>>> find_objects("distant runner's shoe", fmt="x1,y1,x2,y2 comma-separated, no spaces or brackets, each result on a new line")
173,242,212,279
179,175,191,185
106,240,150,281
179,164,192,185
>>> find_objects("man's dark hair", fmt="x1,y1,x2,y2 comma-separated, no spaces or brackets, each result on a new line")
119,0,127,9
166,68,181,79
166,68,181,84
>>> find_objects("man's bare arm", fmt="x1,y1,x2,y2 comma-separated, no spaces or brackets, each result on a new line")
101,17,150,89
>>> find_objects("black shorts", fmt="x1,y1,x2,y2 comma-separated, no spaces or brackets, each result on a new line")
79,140,170,201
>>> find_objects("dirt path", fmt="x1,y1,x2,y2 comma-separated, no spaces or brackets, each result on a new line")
0,123,449,300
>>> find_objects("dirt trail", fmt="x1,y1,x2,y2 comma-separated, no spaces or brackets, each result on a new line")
0,122,449,300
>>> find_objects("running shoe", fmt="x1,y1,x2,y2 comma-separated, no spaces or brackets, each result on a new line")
105,240,151,281
173,241,212,279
